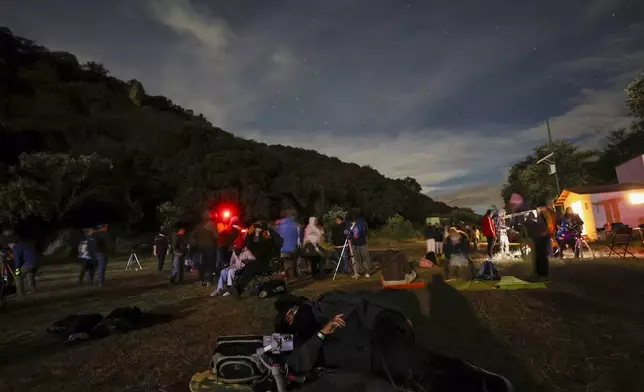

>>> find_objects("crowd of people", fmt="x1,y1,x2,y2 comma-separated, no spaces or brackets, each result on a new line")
150,209,376,300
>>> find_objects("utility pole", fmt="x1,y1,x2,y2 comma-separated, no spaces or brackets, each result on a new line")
546,119,561,195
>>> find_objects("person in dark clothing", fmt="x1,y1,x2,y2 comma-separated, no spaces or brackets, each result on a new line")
8,238,40,296
228,222,278,299
424,222,437,255
434,224,445,256
525,201,554,279
153,229,169,272
275,292,514,392
170,227,187,284
192,223,218,286
87,225,109,287
331,216,350,274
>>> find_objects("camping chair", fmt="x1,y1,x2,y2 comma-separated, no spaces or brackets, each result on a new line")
606,227,637,259
244,258,281,294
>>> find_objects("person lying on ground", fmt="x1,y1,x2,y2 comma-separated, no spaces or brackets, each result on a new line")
274,292,514,392
380,250,418,286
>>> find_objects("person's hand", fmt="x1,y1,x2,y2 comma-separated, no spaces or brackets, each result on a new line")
320,313,345,335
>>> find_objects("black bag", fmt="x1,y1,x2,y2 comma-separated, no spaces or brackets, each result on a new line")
211,335,266,383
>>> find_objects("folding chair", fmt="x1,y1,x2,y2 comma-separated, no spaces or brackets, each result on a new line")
606,227,637,258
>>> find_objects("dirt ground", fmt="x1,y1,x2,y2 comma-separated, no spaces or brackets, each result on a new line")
1,245,644,392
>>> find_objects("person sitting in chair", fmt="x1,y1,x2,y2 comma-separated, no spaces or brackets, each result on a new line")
211,234,255,297
227,222,277,299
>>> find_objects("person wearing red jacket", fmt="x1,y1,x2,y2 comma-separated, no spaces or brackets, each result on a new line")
481,210,496,259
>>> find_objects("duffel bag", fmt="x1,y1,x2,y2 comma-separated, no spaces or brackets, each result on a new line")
210,335,266,384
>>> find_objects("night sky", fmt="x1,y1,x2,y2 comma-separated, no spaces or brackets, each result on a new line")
2,0,643,212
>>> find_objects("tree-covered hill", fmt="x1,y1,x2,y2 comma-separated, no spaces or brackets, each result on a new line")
0,27,453,235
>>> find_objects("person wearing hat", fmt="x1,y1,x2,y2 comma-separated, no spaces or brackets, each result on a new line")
8,237,40,296
274,292,513,391
87,224,109,287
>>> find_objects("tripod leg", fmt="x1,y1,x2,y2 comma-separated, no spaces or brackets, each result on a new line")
333,239,349,281
126,254,133,270
134,254,143,270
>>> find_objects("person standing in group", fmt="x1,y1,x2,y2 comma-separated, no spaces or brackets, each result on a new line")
153,228,169,272
495,209,511,257
424,220,437,255
302,217,325,278
193,221,218,287
8,238,40,296
275,209,300,279
77,231,95,285
435,223,445,256
482,210,496,259
87,224,109,287
331,216,350,275
527,201,555,280
349,210,371,279
170,227,187,284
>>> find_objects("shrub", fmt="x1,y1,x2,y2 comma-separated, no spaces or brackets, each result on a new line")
379,214,417,240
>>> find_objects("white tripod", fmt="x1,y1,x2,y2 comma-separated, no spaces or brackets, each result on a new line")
125,248,143,270
332,222,355,281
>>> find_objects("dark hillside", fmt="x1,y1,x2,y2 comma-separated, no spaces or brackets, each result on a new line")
0,27,453,233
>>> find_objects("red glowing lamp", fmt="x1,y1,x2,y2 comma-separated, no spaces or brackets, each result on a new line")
222,209,231,220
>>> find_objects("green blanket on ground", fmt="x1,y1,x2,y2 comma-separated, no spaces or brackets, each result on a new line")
446,276,547,291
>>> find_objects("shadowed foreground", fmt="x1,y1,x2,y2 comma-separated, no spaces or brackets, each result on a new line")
1,253,644,392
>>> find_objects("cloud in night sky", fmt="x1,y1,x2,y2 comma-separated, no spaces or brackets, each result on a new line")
1,0,643,212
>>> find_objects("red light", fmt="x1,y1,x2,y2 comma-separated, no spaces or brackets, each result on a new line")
222,210,231,219
241,228,248,234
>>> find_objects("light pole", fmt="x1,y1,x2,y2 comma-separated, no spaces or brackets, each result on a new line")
536,152,561,196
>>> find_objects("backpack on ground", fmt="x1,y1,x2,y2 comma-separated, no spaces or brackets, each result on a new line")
478,260,501,280
210,335,267,384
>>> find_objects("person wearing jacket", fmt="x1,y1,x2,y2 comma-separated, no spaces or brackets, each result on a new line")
349,211,371,279
153,229,169,272
424,222,437,254
482,210,496,259
331,216,350,275
495,209,510,258
275,212,300,278
192,222,218,287
87,224,109,287
302,217,325,278
8,238,39,295
170,227,187,284
275,291,514,392
210,238,255,297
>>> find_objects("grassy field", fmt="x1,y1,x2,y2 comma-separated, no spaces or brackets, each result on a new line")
1,243,644,392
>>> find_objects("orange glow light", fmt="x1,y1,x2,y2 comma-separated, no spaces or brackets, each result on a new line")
628,192,644,205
